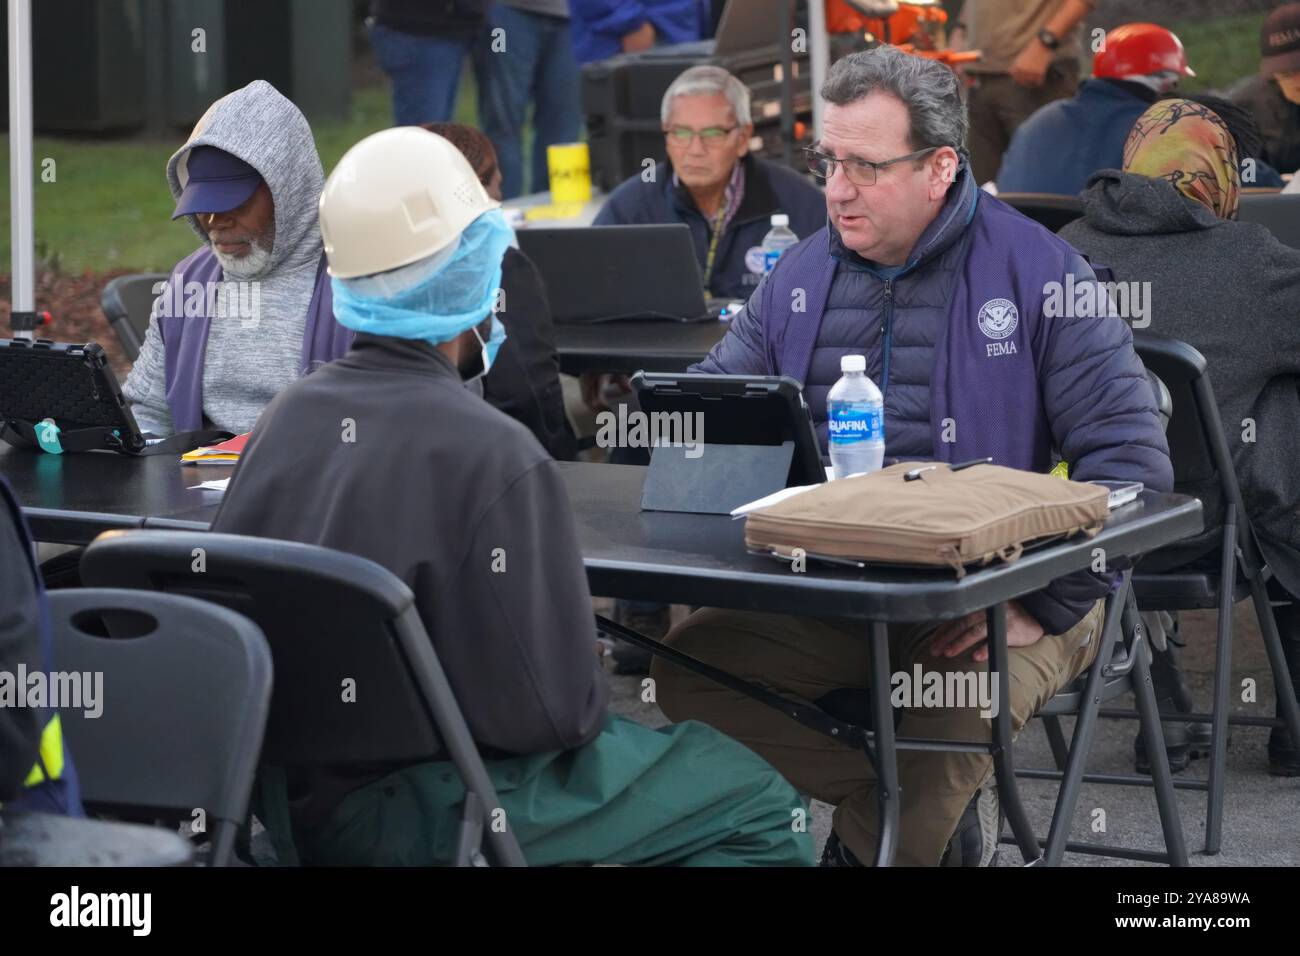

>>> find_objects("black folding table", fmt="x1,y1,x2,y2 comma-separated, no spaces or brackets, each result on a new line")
2,447,1204,865
555,319,729,376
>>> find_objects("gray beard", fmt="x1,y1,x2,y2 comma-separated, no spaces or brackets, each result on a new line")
214,237,273,278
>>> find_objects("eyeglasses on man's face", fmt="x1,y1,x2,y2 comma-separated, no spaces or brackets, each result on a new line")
804,145,940,186
664,125,739,148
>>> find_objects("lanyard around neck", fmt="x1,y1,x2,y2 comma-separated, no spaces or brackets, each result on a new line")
701,201,728,295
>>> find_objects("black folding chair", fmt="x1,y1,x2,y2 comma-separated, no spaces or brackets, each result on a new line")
1123,330,1300,855
997,192,1083,232
1237,192,1300,250
99,273,166,362
1013,573,1188,865
48,587,272,866
80,529,527,867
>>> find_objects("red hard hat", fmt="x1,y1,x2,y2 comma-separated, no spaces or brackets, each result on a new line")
1093,23,1195,79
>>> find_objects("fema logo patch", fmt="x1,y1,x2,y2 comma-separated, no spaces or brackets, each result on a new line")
744,246,767,274
977,298,1019,340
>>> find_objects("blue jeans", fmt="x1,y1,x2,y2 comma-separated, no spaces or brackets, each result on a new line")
475,6,581,198
370,21,475,126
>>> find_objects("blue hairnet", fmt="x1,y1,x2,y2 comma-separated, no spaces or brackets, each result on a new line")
331,207,514,346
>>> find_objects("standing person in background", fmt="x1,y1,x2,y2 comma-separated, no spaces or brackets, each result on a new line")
369,0,489,125
569,0,704,65
951,0,1097,185
1228,3,1300,177
476,1,581,199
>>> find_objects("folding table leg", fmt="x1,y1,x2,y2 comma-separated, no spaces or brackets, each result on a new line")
985,602,1041,864
868,622,900,867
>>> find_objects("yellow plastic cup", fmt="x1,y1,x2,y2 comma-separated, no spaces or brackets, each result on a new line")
547,142,592,205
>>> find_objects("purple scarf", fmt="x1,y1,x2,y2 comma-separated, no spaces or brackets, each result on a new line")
157,246,354,432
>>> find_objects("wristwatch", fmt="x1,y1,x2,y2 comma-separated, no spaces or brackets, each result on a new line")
1037,27,1060,50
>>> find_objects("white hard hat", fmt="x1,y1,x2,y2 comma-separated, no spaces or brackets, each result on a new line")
319,126,499,279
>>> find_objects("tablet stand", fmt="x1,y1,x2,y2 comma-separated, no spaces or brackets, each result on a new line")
640,440,795,515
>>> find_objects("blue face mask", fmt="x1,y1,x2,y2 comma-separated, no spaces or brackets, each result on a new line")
464,314,506,383
330,208,515,348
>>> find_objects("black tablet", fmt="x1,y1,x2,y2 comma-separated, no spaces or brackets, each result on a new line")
0,339,146,453
631,372,825,514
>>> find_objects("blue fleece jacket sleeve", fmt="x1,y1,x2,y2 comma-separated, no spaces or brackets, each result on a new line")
1019,251,1174,635
690,276,770,375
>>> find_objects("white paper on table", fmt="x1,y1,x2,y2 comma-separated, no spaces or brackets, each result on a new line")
188,478,230,492
729,483,820,519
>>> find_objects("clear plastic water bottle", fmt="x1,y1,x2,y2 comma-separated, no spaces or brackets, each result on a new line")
761,213,799,274
827,354,885,480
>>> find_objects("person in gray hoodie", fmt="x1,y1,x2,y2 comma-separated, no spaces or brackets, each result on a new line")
1061,98,1300,777
123,80,354,439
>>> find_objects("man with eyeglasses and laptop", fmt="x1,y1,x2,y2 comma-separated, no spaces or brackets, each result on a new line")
594,64,825,302
649,46,1173,867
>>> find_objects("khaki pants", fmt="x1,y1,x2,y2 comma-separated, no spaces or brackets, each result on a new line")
966,61,1080,186
652,600,1103,866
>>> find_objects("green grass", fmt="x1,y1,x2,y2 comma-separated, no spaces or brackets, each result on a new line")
0,11,1268,274
1168,11,1265,95
0,76,478,274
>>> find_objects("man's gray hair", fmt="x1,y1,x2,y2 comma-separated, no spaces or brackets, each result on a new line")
661,65,752,126
820,46,967,152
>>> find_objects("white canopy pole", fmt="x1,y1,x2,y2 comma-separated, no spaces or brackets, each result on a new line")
9,0,35,340
808,0,827,141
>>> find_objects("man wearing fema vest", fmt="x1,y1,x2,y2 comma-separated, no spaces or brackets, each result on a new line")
651,47,1173,867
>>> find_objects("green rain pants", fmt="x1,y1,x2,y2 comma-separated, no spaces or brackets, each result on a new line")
257,715,814,867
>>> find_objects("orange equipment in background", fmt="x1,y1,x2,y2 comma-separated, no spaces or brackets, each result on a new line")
825,0,947,49
824,1,980,69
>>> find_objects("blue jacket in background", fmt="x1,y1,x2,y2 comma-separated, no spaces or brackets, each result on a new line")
999,79,1285,194
997,80,1154,196
594,154,826,300
693,164,1172,635
569,0,705,64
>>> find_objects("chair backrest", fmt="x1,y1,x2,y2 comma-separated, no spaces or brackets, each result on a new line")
1145,368,1172,432
48,587,271,856
99,273,166,363
997,192,1083,232
1131,331,1255,569
79,529,445,767
1237,192,1300,249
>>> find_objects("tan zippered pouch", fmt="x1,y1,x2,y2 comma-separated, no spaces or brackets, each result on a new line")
744,461,1110,577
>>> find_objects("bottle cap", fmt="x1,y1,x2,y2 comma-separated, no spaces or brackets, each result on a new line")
771,213,789,227
841,354,866,373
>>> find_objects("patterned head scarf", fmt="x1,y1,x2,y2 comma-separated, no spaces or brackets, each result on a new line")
1122,99,1240,220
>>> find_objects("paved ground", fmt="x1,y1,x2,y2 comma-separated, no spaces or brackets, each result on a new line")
599,599,1300,867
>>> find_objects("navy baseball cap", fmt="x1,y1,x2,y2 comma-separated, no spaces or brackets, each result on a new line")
172,145,263,219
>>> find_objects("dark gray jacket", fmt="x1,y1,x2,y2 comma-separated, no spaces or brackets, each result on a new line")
213,334,608,808
1061,170,1300,595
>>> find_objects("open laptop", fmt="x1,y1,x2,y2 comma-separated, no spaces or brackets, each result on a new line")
645,0,792,59
518,224,725,324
